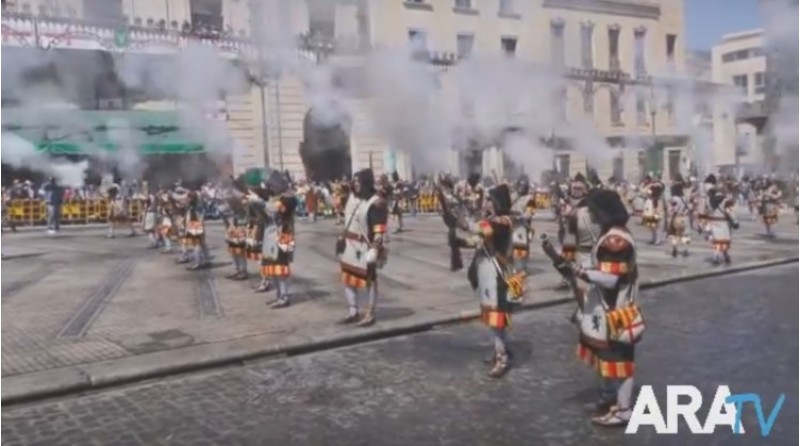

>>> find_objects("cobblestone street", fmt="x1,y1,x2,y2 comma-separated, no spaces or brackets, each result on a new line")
2,212,796,382
2,264,797,445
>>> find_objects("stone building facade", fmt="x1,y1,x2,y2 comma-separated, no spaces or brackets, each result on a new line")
2,0,696,182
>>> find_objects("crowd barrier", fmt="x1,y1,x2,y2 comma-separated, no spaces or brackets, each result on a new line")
3,192,553,227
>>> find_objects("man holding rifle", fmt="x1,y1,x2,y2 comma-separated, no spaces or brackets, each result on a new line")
541,189,642,427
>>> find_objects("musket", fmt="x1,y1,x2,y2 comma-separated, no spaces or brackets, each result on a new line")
539,233,583,311
434,182,465,272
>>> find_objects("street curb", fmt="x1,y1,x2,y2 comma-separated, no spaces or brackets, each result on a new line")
2,255,797,406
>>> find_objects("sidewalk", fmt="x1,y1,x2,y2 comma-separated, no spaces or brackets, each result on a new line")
2,215,797,404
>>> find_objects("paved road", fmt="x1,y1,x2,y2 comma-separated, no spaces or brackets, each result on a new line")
2,211,797,380
2,264,797,446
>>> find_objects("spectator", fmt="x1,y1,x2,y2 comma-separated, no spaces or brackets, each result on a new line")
41,177,64,234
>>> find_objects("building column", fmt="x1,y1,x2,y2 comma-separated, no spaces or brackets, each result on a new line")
448,149,461,177
482,147,504,180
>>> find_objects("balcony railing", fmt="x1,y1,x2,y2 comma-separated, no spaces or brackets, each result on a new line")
1,6,251,52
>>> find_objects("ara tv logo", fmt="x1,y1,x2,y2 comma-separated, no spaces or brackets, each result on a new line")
626,385,786,436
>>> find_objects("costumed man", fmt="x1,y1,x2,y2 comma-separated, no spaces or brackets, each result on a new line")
454,184,524,378
463,173,485,216
337,169,389,327
332,178,347,225
759,180,782,237
700,174,739,266
142,189,161,249
666,182,691,258
249,171,298,308
510,175,537,273
172,190,191,264
640,175,665,245
106,184,136,238
555,189,642,427
158,192,176,253
225,190,248,280
558,173,590,288
390,171,405,233
182,191,209,270
303,181,319,222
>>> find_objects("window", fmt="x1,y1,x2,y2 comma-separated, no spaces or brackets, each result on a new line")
666,34,677,63
454,0,471,8
582,85,593,115
636,92,647,125
499,0,515,15
408,29,427,46
580,23,594,69
610,89,622,125
501,37,517,56
755,72,766,94
557,154,571,178
550,21,565,67
190,0,223,32
634,28,647,75
83,0,123,22
722,47,764,63
457,33,475,58
608,26,620,70
613,156,624,181
732,74,748,93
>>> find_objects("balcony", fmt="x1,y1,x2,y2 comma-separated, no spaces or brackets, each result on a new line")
0,7,251,56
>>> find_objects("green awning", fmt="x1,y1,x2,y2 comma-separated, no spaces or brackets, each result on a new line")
3,109,207,155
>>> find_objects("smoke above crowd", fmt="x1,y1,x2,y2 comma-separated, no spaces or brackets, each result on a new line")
2,0,797,188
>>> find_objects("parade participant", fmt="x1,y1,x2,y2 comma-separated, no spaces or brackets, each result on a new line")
640,175,665,245
172,190,191,264
142,190,161,249
337,168,388,327
510,175,537,272
106,184,136,238
464,173,485,215
183,191,209,270
225,194,249,280
454,184,524,378
700,175,739,266
390,171,405,233
760,180,782,237
302,181,319,222
249,171,298,308
558,173,590,287
553,189,641,426
667,182,690,258
158,192,176,253
332,178,347,225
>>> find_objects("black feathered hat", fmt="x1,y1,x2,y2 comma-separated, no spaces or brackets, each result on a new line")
585,189,629,230
488,184,512,216
353,168,376,199
467,172,481,188
670,183,684,197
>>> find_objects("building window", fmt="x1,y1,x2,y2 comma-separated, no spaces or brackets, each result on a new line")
190,0,223,33
557,154,571,178
634,27,647,76
636,92,647,125
608,26,620,70
613,155,624,181
409,29,427,46
582,85,594,116
83,0,123,23
732,74,748,94
454,0,471,8
722,47,763,63
754,71,766,94
501,37,518,56
666,34,677,65
610,89,622,125
457,33,475,59
580,22,594,69
499,0,515,15
550,21,565,67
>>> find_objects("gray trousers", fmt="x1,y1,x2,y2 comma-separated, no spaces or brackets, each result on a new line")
46,204,61,230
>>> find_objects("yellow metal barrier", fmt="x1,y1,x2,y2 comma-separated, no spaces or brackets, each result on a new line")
6,192,551,226
6,199,144,226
